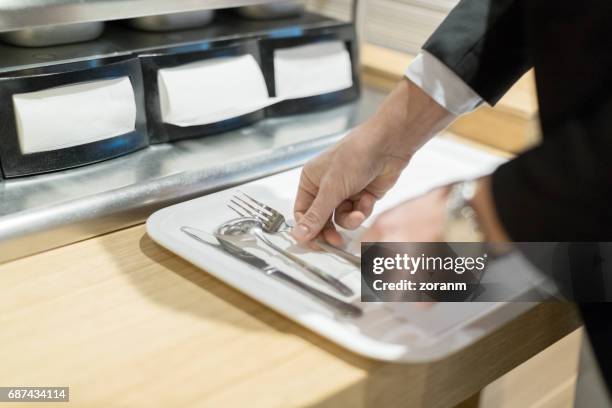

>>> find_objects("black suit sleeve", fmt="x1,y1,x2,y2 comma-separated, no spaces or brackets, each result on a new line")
422,0,532,104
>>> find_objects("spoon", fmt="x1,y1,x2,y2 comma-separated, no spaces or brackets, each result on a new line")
216,218,354,297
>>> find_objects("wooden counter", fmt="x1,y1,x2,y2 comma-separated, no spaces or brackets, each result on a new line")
0,221,580,407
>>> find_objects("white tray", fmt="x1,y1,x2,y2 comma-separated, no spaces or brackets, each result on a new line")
147,137,536,362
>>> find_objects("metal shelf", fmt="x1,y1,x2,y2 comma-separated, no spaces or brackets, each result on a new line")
0,12,342,72
0,0,280,33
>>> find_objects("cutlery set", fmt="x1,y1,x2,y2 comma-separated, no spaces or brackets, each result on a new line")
181,191,363,317
228,192,361,267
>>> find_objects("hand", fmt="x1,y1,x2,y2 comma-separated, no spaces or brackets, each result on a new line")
291,78,455,244
362,177,512,243
361,179,511,307
292,122,409,246
361,186,450,242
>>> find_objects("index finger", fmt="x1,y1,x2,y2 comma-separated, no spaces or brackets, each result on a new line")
293,170,318,217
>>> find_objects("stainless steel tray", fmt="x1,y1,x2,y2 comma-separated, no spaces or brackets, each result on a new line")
0,22,105,47
237,1,305,19
126,10,215,32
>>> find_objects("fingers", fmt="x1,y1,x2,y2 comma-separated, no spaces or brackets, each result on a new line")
334,200,363,229
292,179,343,242
355,192,377,219
293,170,318,219
334,192,377,230
293,178,378,244
295,212,344,247
322,220,344,247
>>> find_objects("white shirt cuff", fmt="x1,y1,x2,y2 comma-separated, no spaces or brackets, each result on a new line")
405,50,484,116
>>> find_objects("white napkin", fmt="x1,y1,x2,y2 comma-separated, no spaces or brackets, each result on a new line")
13,77,137,154
274,40,354,99
158,54,280,127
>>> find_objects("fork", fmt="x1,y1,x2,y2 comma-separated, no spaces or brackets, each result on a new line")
217,217,354,297
229,191,361,267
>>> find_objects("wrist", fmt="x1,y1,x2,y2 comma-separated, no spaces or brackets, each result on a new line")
370,78,455,160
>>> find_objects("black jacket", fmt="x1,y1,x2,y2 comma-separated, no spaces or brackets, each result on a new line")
424,0,612,391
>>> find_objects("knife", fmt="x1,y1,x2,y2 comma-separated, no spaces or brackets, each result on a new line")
180,226,362,318
315,240,361,267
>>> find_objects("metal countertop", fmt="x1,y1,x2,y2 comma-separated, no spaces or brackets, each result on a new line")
0,87,385,263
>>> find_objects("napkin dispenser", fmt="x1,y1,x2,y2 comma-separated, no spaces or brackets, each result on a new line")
141,40,270,144
138,18,359,143
260,25,359,116
0,57,148,178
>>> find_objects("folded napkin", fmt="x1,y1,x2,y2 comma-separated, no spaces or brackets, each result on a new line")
13,77,137,154
158,54,279,127
274,40,353,99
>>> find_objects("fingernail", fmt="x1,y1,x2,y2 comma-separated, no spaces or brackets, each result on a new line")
292,224,310,240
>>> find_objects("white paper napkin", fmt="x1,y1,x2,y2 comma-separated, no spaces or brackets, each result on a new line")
13,77,137,154
274,40,354,99
158,54,280,127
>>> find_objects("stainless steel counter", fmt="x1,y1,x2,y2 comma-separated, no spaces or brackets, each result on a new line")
0,0,279,33
0,88,385,263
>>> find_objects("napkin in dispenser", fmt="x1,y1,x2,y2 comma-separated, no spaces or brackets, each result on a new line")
13,77,137,154
273,40,353,99
158,54,278,127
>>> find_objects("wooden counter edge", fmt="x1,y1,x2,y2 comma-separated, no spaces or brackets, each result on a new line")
0,220,582,408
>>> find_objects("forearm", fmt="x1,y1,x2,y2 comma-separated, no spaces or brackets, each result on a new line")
366,78,455,162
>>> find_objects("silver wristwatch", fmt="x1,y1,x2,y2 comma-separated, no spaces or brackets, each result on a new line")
444,180,484,242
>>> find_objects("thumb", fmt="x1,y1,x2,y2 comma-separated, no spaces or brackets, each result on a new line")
292,181,343,242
